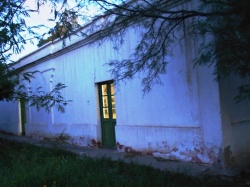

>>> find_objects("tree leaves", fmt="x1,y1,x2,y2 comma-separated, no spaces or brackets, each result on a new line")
1,0,250,109
0,0,72,112
0,62,72,113
95,0,250,100
27,83,72,113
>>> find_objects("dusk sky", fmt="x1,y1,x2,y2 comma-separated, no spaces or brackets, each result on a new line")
12,0,100,61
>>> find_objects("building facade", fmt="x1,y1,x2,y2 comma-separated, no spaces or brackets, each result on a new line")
0,0,249,168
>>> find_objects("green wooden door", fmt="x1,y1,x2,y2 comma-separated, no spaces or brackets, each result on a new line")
99,82,116,147
20,99,26,135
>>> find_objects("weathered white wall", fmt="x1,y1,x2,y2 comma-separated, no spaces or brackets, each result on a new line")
219,76,250,167
113,24,223,164
21,28,120,146
0,0,228,165
0,101,19,134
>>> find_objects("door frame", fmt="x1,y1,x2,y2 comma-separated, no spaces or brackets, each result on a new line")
98,81,116,147
19,99,26,135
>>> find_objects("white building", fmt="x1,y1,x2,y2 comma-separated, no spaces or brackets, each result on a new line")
0,0,249,168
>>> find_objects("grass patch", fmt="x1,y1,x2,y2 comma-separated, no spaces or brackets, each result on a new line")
0,138,244,187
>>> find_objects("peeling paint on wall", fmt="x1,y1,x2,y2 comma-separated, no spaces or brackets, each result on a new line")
28,132,100,148
117,141,222,165
89,139,102,148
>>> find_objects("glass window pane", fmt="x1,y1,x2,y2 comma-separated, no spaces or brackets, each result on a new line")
102,84,107,95
102,96,108,107
111,96,115,108
111,83,115,95
112,108,116,119
103,108,109,118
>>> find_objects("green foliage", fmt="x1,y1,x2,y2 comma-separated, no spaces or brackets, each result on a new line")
16,82,72,113
0,63,16,100
1,0,250,106
0,62,71,113
0,0,73,112
0,138,238,187
235,84,250,102
37,9,80,47
193,0,250,101
90,0,250,100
